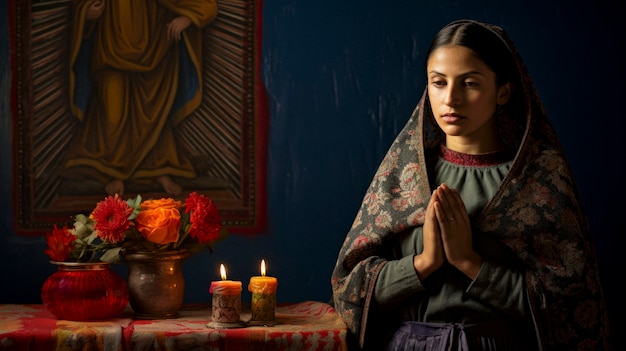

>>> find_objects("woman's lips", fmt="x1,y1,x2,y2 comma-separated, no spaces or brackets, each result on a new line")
441,113,463,123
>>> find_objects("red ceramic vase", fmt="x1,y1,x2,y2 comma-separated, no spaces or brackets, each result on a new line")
41,261,129,321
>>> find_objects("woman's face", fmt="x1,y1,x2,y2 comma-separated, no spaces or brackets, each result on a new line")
427,44,510,153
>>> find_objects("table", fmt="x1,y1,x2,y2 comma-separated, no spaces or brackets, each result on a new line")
0,301,348,350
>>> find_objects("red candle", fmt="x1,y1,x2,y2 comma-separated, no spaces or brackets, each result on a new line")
209,264,242,323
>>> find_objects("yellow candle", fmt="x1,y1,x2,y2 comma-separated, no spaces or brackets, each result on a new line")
210,264,242,323
248,259,278,322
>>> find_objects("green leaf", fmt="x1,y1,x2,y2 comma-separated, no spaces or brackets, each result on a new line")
127,195,142,220
181,242,207,254
100,247,122,263
85,231,98,244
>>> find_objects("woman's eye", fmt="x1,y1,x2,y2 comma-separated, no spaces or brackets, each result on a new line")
431,80,446,87
464,81,479,87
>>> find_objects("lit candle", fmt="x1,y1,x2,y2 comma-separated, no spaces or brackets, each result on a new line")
248,259,278,323
209,263,242,324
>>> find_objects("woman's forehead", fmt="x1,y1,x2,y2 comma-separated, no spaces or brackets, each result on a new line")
427,45,493,77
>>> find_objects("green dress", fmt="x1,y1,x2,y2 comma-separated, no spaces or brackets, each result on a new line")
374,145,537,349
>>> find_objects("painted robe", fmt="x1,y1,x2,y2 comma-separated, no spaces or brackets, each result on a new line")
64,0,217,184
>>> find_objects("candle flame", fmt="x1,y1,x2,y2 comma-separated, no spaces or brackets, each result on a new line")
261,259,266,277
220,263,227,280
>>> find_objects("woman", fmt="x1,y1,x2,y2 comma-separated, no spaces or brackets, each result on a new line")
331,20,610,350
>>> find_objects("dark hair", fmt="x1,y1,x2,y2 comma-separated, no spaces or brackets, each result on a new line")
426,20,518,87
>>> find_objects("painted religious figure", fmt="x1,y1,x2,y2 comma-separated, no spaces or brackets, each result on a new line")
62,0,218,196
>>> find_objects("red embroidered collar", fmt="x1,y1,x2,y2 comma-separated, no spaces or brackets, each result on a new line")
439,144,514,166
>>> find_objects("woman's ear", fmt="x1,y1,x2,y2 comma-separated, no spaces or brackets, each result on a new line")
497,82,512,105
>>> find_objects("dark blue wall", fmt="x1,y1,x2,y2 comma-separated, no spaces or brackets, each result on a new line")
1,0,623,347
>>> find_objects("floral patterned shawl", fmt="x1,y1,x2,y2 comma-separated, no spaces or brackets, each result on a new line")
330,20,611,350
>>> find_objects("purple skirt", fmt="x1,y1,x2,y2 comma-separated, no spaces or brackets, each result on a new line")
386,320,535,351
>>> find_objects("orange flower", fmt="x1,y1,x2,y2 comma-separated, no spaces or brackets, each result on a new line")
44,225,76,262
135,198,182,245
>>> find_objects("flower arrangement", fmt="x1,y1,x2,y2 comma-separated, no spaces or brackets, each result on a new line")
44,192,227,263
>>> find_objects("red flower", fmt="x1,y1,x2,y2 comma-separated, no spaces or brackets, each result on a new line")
185,192,222,244
91,194,133,243
44,225,76,262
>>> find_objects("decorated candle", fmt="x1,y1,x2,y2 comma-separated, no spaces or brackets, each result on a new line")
248,259,278,322
209,264,242,323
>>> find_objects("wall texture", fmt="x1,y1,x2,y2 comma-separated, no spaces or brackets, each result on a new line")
1,0,623,347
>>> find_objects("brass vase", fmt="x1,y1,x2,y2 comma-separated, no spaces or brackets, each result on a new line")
121,249,191,319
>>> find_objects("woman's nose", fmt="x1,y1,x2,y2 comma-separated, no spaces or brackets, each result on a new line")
443,84,460,106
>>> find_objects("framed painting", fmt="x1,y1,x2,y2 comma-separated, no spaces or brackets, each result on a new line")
9,0,268,235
